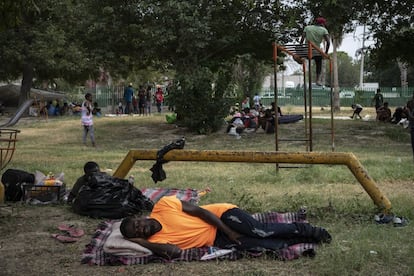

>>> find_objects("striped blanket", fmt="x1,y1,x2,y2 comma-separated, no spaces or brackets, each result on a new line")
81,188,317,265
140,187,201,204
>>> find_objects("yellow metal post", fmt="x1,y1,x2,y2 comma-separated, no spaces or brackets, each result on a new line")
113,150,392,212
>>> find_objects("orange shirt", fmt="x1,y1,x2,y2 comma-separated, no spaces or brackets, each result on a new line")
148,196,237,249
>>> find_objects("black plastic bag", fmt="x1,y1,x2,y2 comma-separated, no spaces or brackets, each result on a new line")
1,169,35,201
72,172,153,219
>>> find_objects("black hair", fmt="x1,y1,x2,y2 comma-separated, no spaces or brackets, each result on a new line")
83,161,99,174
119,217,134,238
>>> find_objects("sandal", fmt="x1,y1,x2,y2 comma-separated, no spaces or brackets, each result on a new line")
374,213,394,224
393,216,409,227
57,224,85,238
51,234,79,243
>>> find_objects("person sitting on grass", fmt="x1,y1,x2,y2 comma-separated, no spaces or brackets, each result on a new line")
258,102,283,134
350,104,363,119
376,102,392,122
226,112,245,136
120,195,332,260
391,106,406,124
67,161,101,204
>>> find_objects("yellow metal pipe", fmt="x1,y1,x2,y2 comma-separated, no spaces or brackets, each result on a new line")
113,150,391,212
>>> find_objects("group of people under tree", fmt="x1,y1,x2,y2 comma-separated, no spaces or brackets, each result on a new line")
122,83,164,115
350,89,412,125
355,89,414,161
227,100,284,136
371,88,407,124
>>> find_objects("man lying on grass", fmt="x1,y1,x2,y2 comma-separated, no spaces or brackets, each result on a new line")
120,195,331,260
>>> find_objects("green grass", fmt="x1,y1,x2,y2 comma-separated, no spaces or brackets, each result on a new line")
2,113,414,275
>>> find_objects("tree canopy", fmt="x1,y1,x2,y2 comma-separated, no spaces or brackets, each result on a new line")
367,1,414,66
1,0,412,132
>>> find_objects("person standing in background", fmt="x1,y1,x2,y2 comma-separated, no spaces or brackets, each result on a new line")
145,86,152,115
81,93,96,147
124,83,134,114
138,85,146,116
404,92,414,161
155,86,164,113
253,93,261,111
371,88,384,110
241,95,250,110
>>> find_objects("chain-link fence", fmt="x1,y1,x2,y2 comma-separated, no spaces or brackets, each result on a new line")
259,87,413,108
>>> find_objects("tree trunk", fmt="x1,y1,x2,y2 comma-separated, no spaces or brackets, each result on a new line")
332,38,340,112
19,63,34,107
397,59,408,89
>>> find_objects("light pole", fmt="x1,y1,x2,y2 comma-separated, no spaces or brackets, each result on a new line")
359,25,366,89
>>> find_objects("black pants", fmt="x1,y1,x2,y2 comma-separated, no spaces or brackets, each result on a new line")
314,56,322,77
214,208,313,251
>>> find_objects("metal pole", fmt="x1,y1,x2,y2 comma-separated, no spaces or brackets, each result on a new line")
273,43,279,153
329,59,335,152
307,42,313,151
359,25,366,89
273,42,280,171
113,149,392,212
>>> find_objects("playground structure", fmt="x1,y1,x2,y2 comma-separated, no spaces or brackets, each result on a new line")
0,128,20,172
0,99,34,128
113,149,392,213
272,41,334,153
0,129,19,172
0,128,19,204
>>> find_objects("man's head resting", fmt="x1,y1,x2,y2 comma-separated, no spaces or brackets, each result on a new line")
83,161,100,175
120,216,159,239
120,217,136,238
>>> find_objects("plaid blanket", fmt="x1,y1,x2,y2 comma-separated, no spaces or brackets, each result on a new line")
81,209,317,265
140,187,201,204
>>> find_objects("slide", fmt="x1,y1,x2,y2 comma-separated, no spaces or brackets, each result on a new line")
0,99,34,128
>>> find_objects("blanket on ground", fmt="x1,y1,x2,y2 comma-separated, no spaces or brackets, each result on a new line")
140,187,201,204
82,211,317,265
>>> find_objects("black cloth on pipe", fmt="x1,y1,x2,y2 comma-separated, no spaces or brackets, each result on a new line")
150,138,185,183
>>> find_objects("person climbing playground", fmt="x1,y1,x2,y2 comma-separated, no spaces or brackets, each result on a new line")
300,17,330,86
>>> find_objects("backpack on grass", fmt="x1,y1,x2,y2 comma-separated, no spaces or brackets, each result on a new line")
1,169,35,202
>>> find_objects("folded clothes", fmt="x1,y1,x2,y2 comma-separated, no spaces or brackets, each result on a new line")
103,221,152,257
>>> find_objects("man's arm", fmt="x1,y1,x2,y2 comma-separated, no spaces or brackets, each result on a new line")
181,201,242,243
128,238,182,260
67,176,86,203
